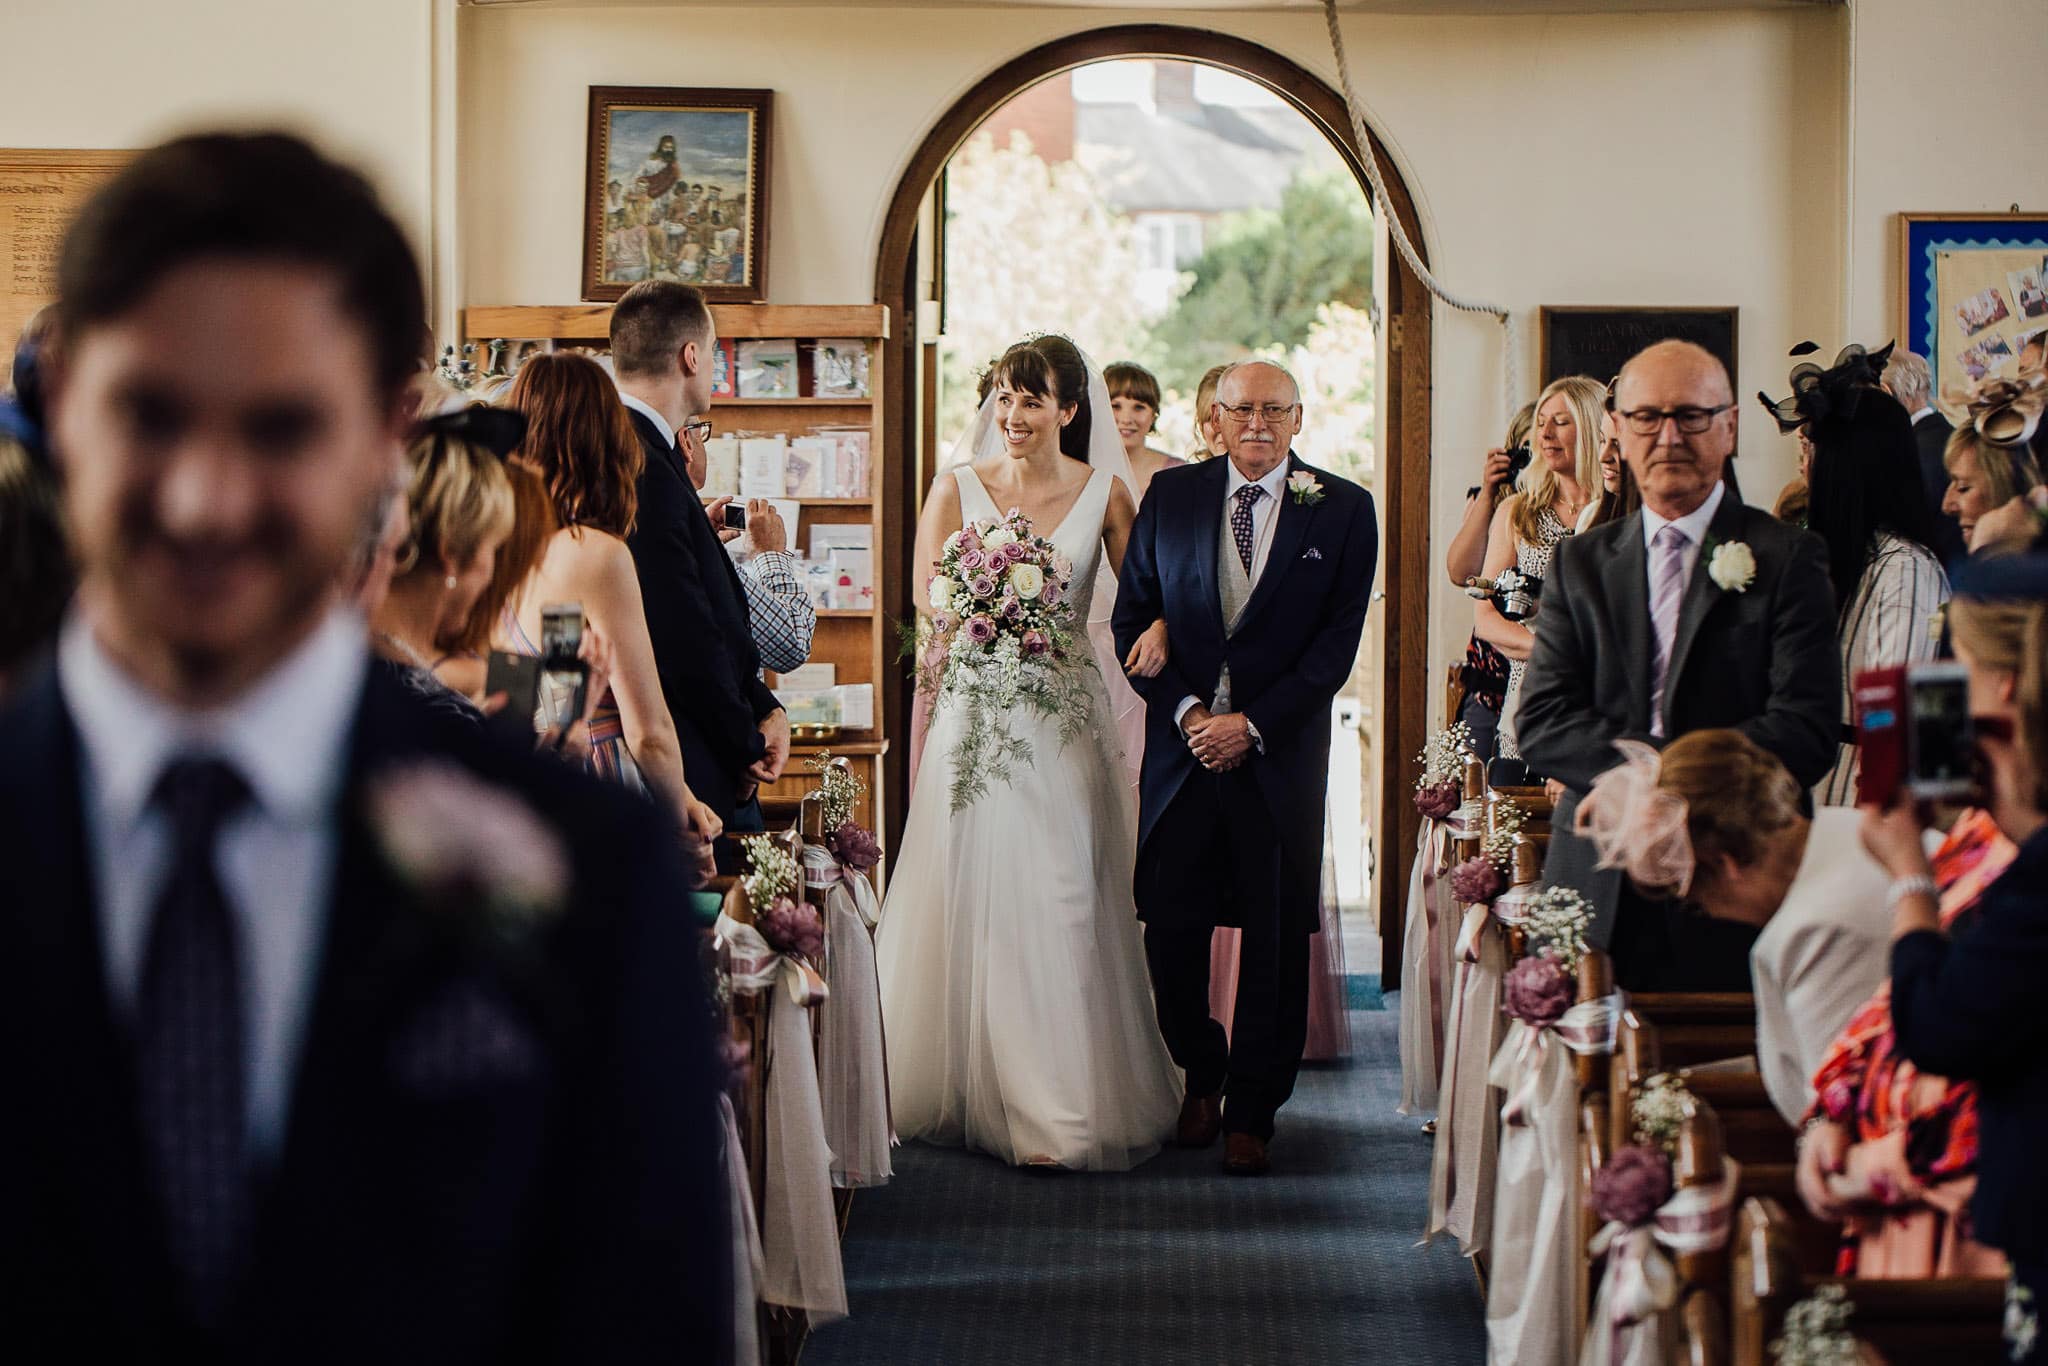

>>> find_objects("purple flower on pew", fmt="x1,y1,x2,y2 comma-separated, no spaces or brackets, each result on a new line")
829,819,881,874
756,894,825,963
1413,778,1460,820
1589,1144,1673,1228
1503,953,1574,1029
1449,855,1504,905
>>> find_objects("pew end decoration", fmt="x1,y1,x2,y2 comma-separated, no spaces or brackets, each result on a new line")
1400,720,1478,1116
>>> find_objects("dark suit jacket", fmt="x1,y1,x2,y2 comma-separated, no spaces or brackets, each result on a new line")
1913,409,1965,564
624,408,779,826
1892,824,2048,1263
1516,493,1839,949
0,661,731,1363
1112,453,1378,932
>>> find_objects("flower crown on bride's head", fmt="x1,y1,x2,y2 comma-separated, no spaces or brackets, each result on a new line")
1573,740,1696,896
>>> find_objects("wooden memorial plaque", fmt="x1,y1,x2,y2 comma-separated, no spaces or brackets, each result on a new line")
0,149,130,349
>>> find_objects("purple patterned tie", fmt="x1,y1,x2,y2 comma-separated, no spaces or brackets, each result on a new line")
1231,483,1265,573
137,757,253,1324
1648,524,1690,738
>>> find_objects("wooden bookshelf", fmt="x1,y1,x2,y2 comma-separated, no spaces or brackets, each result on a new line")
462,302,894,828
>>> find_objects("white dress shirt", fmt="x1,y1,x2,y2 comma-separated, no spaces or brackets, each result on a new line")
60,607,370,1164
1175,459,1292,732
1638,478,1725,592
619,390,677,450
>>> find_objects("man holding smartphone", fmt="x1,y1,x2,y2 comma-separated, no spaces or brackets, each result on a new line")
610,280,789,831
701,458,817,675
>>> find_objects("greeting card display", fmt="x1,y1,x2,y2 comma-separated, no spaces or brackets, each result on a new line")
736,338,798,398
808,339,870,398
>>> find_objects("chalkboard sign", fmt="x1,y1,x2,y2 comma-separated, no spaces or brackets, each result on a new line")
1538,306,1739,389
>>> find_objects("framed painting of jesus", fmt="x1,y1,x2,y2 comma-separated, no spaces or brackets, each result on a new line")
583,86,772,304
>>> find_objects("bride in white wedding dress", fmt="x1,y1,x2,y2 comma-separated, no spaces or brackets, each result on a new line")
875,335,1181,1171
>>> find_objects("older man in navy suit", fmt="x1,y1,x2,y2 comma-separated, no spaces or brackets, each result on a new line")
1114,360,1378,1175
0,132,729,1363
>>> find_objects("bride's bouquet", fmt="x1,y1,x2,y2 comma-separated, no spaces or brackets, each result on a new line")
919,509,1093,812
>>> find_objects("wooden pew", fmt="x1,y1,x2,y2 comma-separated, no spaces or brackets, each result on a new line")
1730,1198,2007,1366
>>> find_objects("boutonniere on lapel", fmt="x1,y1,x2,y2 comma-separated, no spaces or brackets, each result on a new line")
1705,539,1757,594
366,760,570,945
1286,470,1325,505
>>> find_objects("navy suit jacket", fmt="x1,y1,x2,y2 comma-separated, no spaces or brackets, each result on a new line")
1517,495,1840,951
0,660,731,1363
1112,453,1378,929
1893,825,2048,1264
624,408,779,826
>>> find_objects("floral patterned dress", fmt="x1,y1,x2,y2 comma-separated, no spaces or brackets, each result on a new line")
1805,808,2017,1277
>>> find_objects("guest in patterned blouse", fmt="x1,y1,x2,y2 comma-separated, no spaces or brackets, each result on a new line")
1476,376,1607,764
1800,804,2015,1277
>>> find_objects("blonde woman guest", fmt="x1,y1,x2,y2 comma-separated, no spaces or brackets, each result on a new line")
1944,422,2044,549
1478,374,1606,761
1188,363,1229,461
371,404,532,717
503,352,721,842
1105,361,1186,500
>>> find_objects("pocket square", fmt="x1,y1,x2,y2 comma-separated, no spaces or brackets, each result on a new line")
389,977,542,1095
1302,547,1324,561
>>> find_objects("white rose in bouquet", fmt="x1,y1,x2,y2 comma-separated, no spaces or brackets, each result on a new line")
1008,562,1045,601
982,527,1016,551
928,576,956,613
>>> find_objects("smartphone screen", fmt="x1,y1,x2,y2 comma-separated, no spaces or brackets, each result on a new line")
540,602,584,665
1907,667,1974,798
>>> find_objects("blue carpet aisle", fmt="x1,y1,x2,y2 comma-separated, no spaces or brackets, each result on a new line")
804,1000,1485,1365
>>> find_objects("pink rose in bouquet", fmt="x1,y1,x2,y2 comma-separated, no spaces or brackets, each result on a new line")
967,572,998,600
1021,629,1050,656
1040,578,1062,606
1000,595,1023,619
957,526,982,552
964,614,997,645
1589,1144,1674,1227
756,894,825,962
1414,778,1460,820
1503,953,1574,1028
958,547,989,573
1449,855,1504,905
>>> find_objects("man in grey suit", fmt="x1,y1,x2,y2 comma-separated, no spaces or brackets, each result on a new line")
1517,340,1840,989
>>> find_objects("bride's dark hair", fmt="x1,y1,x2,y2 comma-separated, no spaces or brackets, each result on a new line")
988,335,1092,462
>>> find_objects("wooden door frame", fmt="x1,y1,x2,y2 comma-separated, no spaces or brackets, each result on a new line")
873,24,1433,982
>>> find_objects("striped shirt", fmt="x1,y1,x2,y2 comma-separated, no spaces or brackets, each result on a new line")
1817,533,1950,807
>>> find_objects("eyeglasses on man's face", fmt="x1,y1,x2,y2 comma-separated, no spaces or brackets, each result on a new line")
1616,403,1734,437
682,418,714,444
1216,402,1300,425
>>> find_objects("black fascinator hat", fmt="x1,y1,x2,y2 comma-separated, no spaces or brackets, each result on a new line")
1757,339,1897,434
415,401,527,459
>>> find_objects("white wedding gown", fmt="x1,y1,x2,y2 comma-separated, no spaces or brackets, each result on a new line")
876,464,1182,1171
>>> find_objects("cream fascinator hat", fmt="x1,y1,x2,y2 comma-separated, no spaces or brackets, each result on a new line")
1573,740,1696,897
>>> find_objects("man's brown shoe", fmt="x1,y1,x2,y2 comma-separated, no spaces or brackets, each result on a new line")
1176,1092,1223,1149
1223,1133,1270,1175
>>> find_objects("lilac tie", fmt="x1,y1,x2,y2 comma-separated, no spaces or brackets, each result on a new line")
1648,524,1690,738
1231,484,1265,574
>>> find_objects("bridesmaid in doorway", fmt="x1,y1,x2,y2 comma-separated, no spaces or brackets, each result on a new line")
1105,361,1187,498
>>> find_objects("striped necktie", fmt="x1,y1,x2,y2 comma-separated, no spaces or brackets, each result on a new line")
1648,524,1690,738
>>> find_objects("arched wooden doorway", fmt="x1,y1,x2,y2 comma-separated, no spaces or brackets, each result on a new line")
874,24,1433,971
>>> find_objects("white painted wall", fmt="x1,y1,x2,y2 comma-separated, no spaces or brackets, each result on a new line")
1843,0,2048,343
0,0,436,286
